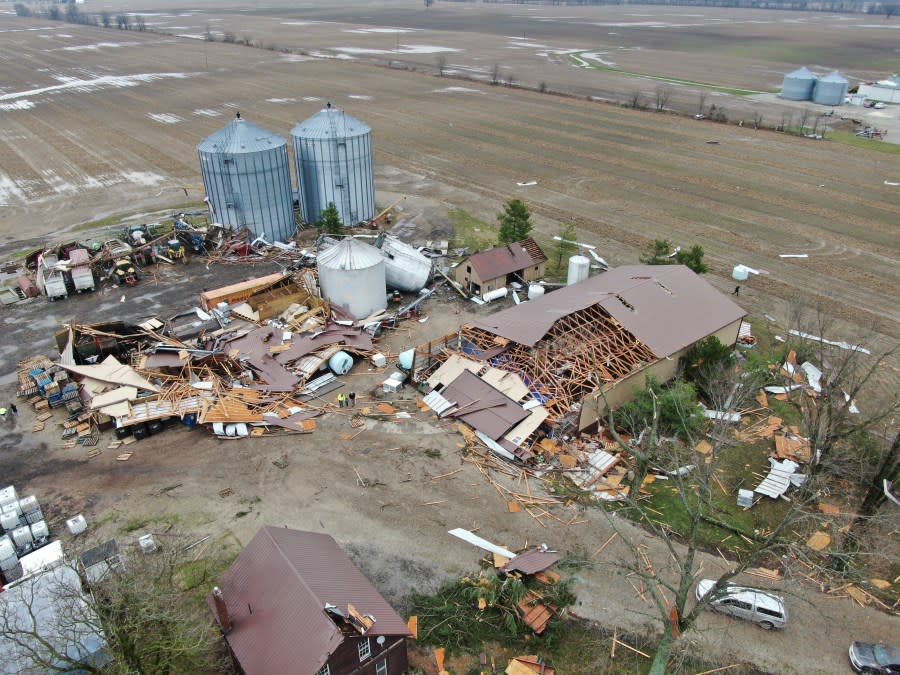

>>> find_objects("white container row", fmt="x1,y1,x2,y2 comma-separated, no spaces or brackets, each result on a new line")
0,485,17,509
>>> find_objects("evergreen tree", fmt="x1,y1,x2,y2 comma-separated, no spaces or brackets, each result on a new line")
497,199,532,244
316,202,343,235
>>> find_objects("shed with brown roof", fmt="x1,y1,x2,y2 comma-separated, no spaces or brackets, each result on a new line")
209,527,411,675
455,238,547,296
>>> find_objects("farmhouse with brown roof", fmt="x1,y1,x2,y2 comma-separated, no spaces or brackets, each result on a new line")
454,238,547,296
209,527,411,675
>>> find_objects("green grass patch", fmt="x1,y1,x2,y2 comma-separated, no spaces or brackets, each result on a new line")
825,131,900,155
121,512,182,534
569,53,767,96
637,441,792,555
449,208,496,251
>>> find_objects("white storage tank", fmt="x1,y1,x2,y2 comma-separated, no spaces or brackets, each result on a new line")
198,112,296,241
292,103,376,227
0,485,17,509
11,525,33,549
317,237,387,319
482,287,508,303
0,535,16,567
30,520,49,542
528,284,545,300
1,511,19,532
2,501,21,518
567,255,590,286
374,233,433,292
66,514,88,536
139,533,158,554
18,495,39,515
328,351,354,375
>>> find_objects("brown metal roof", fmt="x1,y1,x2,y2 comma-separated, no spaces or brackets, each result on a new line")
470,265,745,356
467,239,545,282
213,527,411,675
440,370,529,441
501,549,561,575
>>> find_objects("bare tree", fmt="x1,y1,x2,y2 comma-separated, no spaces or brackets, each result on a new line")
436,53,447,77
101,11,111,28
783,304,899,473
629,89,644,109
0,536,227,674
134,15,146,32
696,92,708,117
797,108,811,135
0,562,107,673
752,111,764,129
600,368,819,674
490,63,501,85
654,85,671,112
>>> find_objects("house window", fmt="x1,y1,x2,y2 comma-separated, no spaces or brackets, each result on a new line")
316,665,331,675
375,659,388,675
358,638,371,661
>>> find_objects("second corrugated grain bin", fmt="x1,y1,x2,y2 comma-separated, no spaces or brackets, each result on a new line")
292,103,375,227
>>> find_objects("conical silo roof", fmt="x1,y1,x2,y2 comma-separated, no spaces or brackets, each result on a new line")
786,66,817,80
292,103,371,140
819,70,848,83
317,237,383,270
198,113,286,154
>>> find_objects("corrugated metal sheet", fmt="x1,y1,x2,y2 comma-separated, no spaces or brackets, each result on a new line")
318,237,383,270
198,114,288,154
440,370,529,441
215,527,411,675
501,549,561,575
470,265,745,357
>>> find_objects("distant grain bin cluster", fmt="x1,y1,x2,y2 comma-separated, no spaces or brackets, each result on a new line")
780,67,849,106
197,104,376,240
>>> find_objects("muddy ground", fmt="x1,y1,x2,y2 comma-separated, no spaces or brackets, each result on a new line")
1,3,898,672
1,207,898,674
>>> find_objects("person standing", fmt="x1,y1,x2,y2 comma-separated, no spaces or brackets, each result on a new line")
349,392,356,408
337,393,345,408
9,403,17,416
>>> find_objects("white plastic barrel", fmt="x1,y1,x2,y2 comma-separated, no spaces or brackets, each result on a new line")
329,351,354,376
527,284,545,300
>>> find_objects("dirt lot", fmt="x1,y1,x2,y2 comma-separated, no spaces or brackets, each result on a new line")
1,3,898,673
1,252,898,675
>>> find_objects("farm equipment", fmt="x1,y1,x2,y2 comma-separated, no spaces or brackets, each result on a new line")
112,259,139,286
167,239,187,264
856,126,887,140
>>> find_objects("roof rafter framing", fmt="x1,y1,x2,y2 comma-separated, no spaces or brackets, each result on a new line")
459,302,657,422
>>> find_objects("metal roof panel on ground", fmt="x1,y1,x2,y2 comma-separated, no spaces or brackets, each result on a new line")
212,527,410,675
470,265,745,356
439,370,530,441
501,549,561,576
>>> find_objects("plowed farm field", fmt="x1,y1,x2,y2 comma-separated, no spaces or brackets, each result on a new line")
1,3,897,374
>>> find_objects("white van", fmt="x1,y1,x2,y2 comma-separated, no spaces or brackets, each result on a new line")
695,579,788,630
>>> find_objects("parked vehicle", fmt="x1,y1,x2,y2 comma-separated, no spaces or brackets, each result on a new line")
695,579,787,630
849,641,900,673
36,253,68,301
67,248,95,293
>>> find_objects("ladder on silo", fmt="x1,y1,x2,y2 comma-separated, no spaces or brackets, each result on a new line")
326,107,352,224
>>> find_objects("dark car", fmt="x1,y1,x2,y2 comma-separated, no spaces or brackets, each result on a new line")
849,642,900,673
